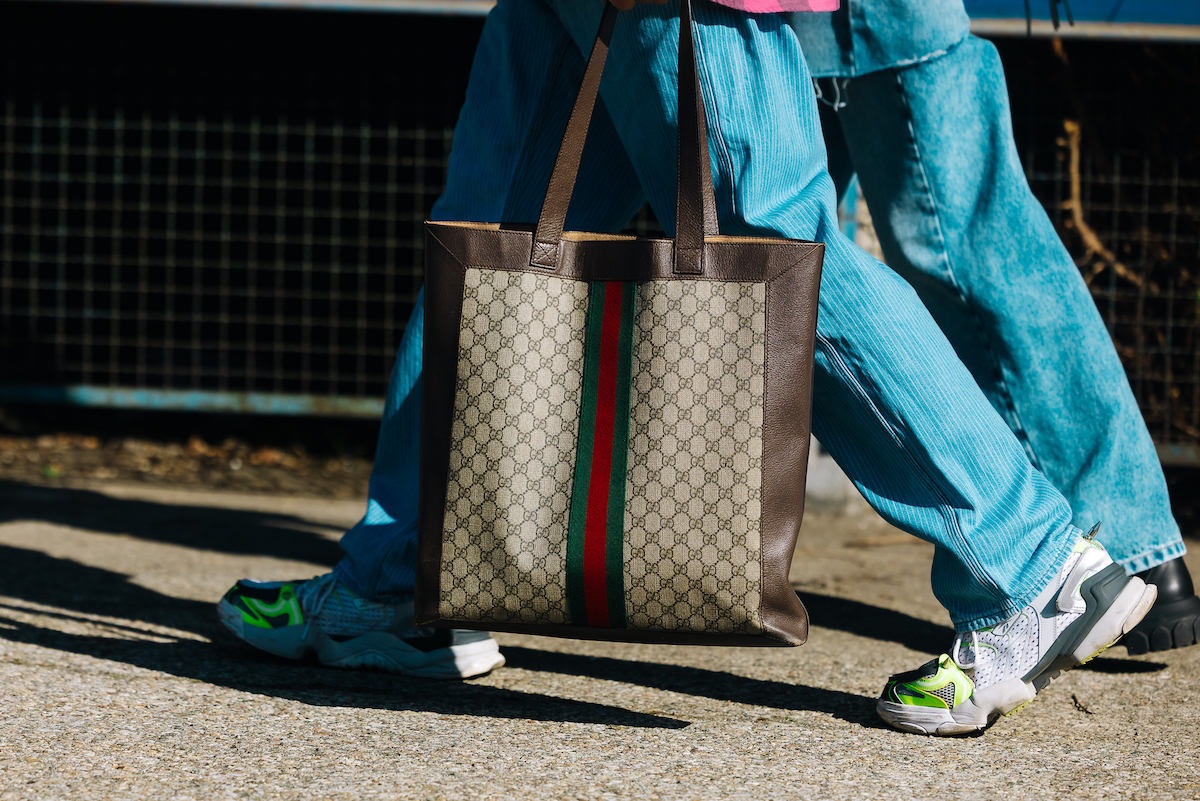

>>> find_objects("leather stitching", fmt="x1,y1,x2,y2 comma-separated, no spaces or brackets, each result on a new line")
531,241,559,269
425,227,469,270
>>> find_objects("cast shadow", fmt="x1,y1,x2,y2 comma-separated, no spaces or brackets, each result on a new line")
0,536,1162,732
798,591,955,654
0,541,871,729
0,479,344,565
501,646,880,728
0,542,685,728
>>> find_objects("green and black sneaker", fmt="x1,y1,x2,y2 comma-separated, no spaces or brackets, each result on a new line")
217,573,504,679
877,532,1157,736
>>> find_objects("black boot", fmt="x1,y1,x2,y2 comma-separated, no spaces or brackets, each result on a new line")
1123,557,1200,654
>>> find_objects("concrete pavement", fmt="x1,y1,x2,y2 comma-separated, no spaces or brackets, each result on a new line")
1,478,1198,800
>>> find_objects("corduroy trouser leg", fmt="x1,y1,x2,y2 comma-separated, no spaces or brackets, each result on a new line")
336,0,1079,632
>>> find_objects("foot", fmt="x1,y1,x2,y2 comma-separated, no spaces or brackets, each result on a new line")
876,532,1156,736
217,573,505,679
1122,556,1200,654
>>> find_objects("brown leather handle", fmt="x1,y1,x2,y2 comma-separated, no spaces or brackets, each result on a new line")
529,0,718,273
673,0,719,274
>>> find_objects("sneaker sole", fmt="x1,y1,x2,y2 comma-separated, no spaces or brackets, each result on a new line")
319,632,505,679
876,577,1157,736
218,597,319,660
217,598,504,679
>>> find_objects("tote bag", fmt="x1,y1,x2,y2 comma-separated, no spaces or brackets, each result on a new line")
417,0,823,646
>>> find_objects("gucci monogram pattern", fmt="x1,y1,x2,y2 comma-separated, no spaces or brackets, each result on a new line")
439,268,589,624
623,280,767,634
439,271,768,635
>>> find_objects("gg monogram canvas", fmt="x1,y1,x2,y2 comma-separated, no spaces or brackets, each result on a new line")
438,267,767,635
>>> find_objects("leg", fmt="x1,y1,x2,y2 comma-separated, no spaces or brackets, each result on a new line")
530,2,1154,735
217,0,644,677
826,36,1183,574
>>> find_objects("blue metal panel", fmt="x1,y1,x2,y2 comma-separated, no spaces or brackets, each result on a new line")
0,385,386,418
968,1,1200,25
968,0,1200,39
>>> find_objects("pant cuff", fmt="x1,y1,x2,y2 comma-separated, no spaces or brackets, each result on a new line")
1116,540,1188,575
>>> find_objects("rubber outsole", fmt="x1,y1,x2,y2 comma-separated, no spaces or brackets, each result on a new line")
217,598,505,679
1122,594,1200,655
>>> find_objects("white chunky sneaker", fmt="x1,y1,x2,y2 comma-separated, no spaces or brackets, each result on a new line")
877,529,1157,736
217,573,505,679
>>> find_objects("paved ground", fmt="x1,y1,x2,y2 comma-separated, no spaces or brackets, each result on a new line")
1,478,1198,800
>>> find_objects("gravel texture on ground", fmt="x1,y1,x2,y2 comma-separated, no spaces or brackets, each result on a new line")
0,406,374,499
0,432,371,499
2,480,1198,800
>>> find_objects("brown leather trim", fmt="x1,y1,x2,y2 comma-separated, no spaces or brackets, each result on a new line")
417,618,805,647
530,3,618,269
425,221,822,283
529,0,717,275
414,227,468,627
674,0,718,275
756,253,824,645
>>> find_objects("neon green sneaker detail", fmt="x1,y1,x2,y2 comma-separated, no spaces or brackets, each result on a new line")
880,655,974,711
222,580,306,630
216,574,505,679
876,531,1157,736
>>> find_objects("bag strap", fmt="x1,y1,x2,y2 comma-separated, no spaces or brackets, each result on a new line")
529,0,719,275
673,0,720,274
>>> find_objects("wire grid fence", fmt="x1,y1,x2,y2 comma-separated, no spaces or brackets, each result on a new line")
1,102,446,398
1025,150,1199,450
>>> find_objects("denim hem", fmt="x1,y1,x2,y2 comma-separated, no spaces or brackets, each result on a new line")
949,523,1081,633
1116,540,1188,575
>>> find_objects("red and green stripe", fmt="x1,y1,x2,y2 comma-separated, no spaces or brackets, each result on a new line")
566,280,637,628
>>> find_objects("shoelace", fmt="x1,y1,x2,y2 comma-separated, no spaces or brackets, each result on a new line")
948,534,1102,671
950,630,980,671
297,573,340,619
295,574,401,637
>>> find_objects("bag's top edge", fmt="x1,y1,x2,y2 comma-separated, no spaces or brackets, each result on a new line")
428,220,811,247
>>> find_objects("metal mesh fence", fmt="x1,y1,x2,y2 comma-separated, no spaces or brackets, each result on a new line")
0,6,1197,453
1,104,447,397
1025,150,1199,449
0,1,478,404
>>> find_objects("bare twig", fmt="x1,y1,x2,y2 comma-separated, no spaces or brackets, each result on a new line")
1061,120,1157,292
1071,694,1094,715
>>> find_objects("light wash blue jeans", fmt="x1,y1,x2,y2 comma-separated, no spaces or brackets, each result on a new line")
335,0,1080,632
811,34,1183,573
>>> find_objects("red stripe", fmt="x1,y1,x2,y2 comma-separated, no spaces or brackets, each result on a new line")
582,282,624,626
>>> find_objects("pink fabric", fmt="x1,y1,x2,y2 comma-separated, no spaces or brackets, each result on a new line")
709,0,837,12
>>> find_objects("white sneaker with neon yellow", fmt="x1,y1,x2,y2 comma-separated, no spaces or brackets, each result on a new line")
877,530,1157,736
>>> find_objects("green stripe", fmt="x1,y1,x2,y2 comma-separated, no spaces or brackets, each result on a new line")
565,281,608,625
604,282,637,627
